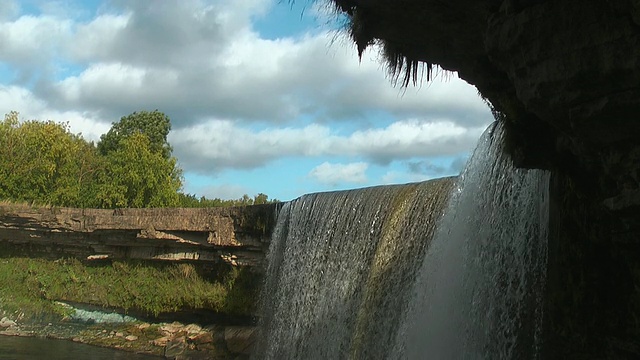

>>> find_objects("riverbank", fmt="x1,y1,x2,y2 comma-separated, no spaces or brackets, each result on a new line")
0,254,261,358
1,316,255,358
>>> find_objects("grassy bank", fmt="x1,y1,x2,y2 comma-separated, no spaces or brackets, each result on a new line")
0,256,260,323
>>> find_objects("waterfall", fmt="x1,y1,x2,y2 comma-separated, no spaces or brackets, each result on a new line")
397,122,550,359
256,121,550,359
255,179,454,359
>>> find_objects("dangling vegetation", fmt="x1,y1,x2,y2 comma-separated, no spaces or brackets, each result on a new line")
328,0,435,87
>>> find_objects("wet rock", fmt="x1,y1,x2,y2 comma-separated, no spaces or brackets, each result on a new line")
152,336,172,347
182,323,202,335
164,336,187,358
0,317,16,328
224,326,256,355
160,322,184,336
189,331,213,345
136,322,150,330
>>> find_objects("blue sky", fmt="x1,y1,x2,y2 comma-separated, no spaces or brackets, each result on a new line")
0,0,493,201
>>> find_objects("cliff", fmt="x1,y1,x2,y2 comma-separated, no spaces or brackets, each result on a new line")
335,0,639,203
0,203,281,268
331,0,640,358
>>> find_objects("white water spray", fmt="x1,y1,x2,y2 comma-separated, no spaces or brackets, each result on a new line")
397,122,550,359
257,122,550,359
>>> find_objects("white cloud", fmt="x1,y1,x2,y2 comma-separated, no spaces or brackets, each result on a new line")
0,85,109,142
70,14,130,61
0,0,18,20
192,183,251,200
334,119,484,163
170,118,486,174
3,0,490,129
380,156,469,185
379,171,434,185
0,14,72,80
0,0,493,188
170,120,331,171
308,162,369,186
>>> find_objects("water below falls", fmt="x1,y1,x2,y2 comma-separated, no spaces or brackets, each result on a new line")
256,122,550,359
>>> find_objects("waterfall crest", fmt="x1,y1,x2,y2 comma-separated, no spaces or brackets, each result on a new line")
256,122,550,359
256,179,454,359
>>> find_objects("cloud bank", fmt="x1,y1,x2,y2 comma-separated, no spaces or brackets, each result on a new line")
0,0,494,197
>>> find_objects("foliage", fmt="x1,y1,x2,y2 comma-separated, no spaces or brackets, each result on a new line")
98,110,173,159
96,110,182,208
177,192,279,208
0,112,102,207
97,132,182,208
0,111,275,209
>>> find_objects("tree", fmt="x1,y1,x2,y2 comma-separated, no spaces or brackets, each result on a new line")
0,111,22,200
49,137,103,207
98,110,173,159
96,110,183,208
0,112,101,206
97,132,182,208
0,111,275,209
253,193,269,205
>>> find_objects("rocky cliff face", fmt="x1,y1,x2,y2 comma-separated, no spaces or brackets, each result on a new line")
331,0,640,357
336,0,639,198
0,204,280,268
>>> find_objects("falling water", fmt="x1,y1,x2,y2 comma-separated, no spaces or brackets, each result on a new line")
397,122,550,359
256,179,454,359
256,121,550,359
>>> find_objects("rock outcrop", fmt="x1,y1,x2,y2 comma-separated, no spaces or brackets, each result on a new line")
331,0,640,358
0,203,281,268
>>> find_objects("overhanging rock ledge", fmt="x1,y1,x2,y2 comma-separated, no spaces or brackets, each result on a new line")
330,0,640,358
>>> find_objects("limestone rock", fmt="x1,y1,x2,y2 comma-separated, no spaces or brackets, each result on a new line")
152,336,172,347
0,203,281,268
189,331,213,345
0,317,16,328
164,336,187,358
224,326,256,355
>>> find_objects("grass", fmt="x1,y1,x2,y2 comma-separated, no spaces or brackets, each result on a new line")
0,256,260,323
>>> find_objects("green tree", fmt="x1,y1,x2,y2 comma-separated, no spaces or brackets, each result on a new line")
49,137,103,207
253,193,269,205
97,132,182,208
98,110,173,159
0,112,101,206
0,111,275,209
96,110,183,208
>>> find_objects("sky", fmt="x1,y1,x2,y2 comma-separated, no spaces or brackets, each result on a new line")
0,0,494,202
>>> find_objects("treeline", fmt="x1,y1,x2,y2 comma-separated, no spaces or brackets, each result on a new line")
178,192,273,207
0,111,277,208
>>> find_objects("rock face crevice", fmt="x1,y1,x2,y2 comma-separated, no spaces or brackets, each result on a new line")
330,0,640,357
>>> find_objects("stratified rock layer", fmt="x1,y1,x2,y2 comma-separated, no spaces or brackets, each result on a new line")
0,204,280,267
